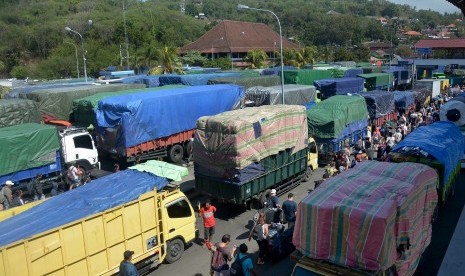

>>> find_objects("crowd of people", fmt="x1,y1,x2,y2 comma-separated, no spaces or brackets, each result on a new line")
320,92,454,186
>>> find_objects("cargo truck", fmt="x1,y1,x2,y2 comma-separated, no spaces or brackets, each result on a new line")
0,123,100,197
414,79,442,99
194,105,309,208
382,67,412,90
388,121,464,204
307,95,369,165
357,73,394,91
439,95,465,169
292,161,439,276
313,77,365,100
0,165,196,275
95,84,244,163
360,91,396,128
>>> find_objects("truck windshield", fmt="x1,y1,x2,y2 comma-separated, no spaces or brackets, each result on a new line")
167,199,192,218
73,135,94,150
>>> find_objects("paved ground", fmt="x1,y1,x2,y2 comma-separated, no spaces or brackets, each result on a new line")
145,164,465,276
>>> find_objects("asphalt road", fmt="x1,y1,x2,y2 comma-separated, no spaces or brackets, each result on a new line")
149,165,324,276
145,164,465,276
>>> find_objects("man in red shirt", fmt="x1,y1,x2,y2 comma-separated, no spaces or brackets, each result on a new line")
199,200,216,245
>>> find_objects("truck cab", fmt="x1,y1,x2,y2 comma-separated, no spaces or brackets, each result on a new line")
58,127,100,171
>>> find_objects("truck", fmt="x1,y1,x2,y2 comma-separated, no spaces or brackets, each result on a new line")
292,161,439,276
382,67,412,90
95,84,244,163
0,123,100,196
392,91,416,116
306,95,368,165
244,84,317,108
357,73,394,91
194,105,309,208
313,77,365,100
414,79,442,99
388,121,464,204
0,98,42,128
360,91,396,128
0,164,196,275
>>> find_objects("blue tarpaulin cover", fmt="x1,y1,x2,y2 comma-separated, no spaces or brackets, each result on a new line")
0,169,168,247
313,77,364,100
158,73,241,86
261,66,297,76
120,75,161,87
392,91,415,110
392,121,464,186
96,84,245,150
360,91,395,119
343,68,364,78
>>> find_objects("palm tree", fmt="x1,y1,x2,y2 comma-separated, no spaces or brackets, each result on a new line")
243,49,268,69
148,47,184,75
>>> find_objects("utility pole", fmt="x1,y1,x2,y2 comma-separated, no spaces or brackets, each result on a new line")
180,0,185,14
122,0,130,69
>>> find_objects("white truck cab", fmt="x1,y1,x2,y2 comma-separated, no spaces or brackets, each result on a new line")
58,127,100,171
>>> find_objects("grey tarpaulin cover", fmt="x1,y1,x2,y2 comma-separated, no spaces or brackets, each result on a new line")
0,99,42,127
207,75,280,89
19,83,146,121
360,91,395,119
245,84,316,106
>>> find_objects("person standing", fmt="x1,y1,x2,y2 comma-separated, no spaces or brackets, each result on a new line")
12,190,25,207
199,200,217,245
67,163,81,191
248,212,269,265
230,244,257,276
119,250,139,276
210,234,236,276
282,193,297,229
32,174,45,201
1,180,14,210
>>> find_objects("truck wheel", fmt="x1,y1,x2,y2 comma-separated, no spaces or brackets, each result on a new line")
184,140,194,158
165,238,184,264
169,144,184,163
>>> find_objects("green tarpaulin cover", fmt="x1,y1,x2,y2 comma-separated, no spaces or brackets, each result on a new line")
207,76,280,89
0,99,42,127
307,95,368,139
129,160,188,182
0,123,60,176
358,73,393,91
72,85,185,127
20,83,145,121
281,70,336,85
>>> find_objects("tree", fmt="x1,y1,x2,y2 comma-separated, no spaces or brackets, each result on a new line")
243,49,268,69
396,45,413,58
180,50,208,67
148,47,184,75
204,57,231,70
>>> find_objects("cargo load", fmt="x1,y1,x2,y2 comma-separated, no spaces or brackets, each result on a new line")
293,161,438,276
158,73,241,86
389,121,464,203
95,84,244,156
360,91,395,119
194,105,308,178
72,85,184,127
261,66,296,76
0,123,59,177
392,91,416,112
207,75,280,88
6,82,93,99
0,99,42,127
245,84,316,106
343,68,364,78
382,68,412,88
120,75,162,87
19,83,145,121
414,79,441,98
281,69,334,85
357,73,394,91
307,95,368,139
313,77,364,100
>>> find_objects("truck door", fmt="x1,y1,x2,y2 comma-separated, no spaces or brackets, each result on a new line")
164,197,196,244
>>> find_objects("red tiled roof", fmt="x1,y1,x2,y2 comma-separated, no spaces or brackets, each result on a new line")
404,31,422,36
180,20,299,54
415,38,465,48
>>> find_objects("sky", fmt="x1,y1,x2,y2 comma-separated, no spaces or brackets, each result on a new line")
387,0,460,14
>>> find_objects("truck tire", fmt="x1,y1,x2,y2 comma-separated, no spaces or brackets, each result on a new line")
169,144,184,163
184,140,194,158
165,238,184,264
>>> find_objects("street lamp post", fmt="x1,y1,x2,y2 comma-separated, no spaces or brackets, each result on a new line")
289,37,303,50
65,27,87,83
211,37,224,61
64,41,80,79
238,4,285,104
